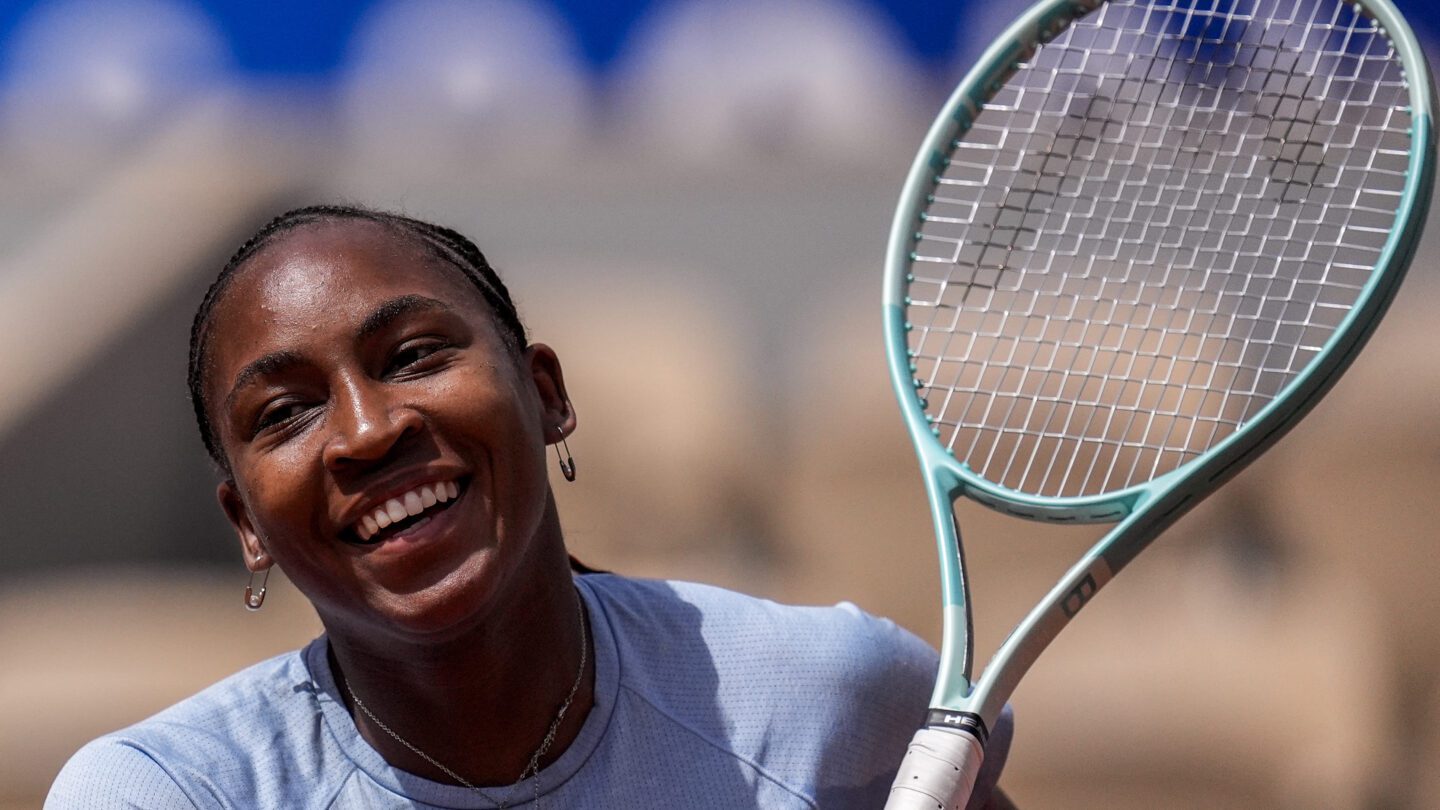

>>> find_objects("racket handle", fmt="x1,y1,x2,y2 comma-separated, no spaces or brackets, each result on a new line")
885,724,985,810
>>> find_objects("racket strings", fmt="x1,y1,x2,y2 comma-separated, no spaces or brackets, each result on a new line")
906,0,1413,498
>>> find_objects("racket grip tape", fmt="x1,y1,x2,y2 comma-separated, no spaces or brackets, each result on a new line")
884,717,986,810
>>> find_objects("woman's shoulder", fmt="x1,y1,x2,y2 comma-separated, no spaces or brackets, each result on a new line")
581,573,937,730
113,642,316,741
584,572,936,675
47,641,331,808
579,574,938,804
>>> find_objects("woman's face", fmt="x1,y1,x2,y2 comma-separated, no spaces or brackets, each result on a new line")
204,220,573,641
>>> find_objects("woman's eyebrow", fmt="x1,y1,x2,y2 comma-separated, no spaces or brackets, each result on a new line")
225,349,304,412
358,295,452,340
220,297,453,413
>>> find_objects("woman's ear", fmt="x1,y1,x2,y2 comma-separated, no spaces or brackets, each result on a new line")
218,480,272,572
525,343,577,443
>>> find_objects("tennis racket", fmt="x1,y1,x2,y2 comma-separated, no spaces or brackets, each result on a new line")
882,0,1434,806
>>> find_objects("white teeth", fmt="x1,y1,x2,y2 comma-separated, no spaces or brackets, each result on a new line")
354,480,461,540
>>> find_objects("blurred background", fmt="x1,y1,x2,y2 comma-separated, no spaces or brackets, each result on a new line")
0,0,1437,807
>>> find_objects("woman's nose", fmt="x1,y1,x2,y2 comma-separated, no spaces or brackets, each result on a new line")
321,378,423,470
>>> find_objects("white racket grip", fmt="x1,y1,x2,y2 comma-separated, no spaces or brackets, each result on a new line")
884,725,985,810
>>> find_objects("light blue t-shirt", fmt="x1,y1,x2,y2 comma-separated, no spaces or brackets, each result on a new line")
48,575,943,809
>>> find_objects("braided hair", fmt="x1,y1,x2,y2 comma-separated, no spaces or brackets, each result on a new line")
187,204,527,473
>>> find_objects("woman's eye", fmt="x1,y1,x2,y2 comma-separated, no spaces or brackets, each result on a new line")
255,401,310,433
387,341,448,375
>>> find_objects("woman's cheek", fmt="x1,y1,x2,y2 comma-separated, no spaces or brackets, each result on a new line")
247,456,322,542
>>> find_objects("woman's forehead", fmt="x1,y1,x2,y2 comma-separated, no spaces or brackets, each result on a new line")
205,220,492,367
218,219,483,319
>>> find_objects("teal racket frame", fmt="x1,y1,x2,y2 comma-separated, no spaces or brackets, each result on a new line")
882,0,1435,729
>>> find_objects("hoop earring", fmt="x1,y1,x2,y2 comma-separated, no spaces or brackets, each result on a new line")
244,567,270,611
554,433,576,482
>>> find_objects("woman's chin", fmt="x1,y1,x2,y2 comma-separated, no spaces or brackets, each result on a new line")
359,551,509,640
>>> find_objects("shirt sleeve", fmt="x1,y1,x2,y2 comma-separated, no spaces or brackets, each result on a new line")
46,739,200,810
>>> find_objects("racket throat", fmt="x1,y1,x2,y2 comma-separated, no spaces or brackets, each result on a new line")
928,483,978,707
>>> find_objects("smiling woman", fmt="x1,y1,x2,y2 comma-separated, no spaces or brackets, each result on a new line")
44,205,1011,809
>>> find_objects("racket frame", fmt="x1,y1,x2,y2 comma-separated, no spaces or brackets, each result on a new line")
884,0,1434,729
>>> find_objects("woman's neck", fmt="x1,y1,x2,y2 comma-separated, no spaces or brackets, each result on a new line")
323,539,594,790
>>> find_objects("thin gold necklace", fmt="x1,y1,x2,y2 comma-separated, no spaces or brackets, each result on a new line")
346,594,588,809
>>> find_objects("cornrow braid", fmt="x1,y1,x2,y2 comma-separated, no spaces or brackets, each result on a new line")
187,204,527,472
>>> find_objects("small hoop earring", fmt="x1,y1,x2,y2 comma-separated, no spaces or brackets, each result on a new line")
244,567,270,611
554,433,576,482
